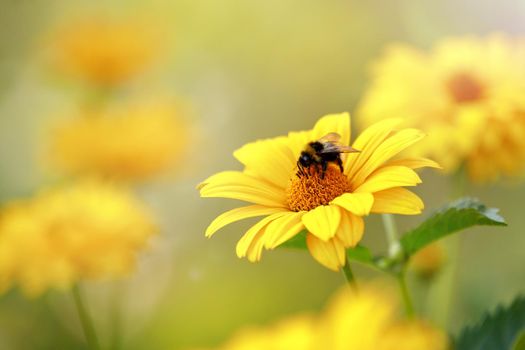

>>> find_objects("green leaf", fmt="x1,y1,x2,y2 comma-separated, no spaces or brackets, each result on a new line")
346,245,374,265
455,295,525,350
278,230,307,249
400,198,506,256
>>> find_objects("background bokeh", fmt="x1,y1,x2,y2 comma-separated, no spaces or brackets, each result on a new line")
0,0,524,349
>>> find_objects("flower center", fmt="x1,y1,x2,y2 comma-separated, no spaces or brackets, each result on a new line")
446,72,485,103
286,165,350,212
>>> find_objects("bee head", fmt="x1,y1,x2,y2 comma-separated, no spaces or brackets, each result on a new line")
299,151,313,168
309,141,324,152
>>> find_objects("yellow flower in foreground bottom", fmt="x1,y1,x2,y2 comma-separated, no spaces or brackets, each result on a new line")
199,285,449,350
50,102,188,182
319,287,449,350
49,16,161,86
0,181,156,296
218,315,316,350
358,34,525,182
199,113,438,270
378,320,450,350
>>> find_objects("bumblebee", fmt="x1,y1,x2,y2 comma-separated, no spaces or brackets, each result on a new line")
297,133,359,179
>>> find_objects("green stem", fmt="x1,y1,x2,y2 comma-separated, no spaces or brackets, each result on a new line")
72,285,101,350
382,214,402,258
430,168,467,326
341,260,359,292
110,283,124,350
381,214,415,317
84,84,114,113
398,271,415,317
431,235,460,327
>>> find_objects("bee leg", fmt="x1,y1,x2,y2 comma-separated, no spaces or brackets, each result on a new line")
321,161,327,179
300,164,310,178
336,157,344,173
297,161,304,178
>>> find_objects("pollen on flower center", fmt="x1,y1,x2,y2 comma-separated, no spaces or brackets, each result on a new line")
286,165,350,212
446,72,485,103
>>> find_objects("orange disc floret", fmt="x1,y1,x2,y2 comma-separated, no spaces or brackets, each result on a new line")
446,72,485,103
286,165,350,212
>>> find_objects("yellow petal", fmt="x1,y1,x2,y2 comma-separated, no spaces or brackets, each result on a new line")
199,171,282,191
233,136,296,189
350,129,425,188
199,171,287,208
354,166,421,193
336,209,365,247
345,118,402,178
236,212,287,261
205,205,286,238
386,157,442,169
306,234,346,271
311,112,351,147
371,188,424,215
263,212,305,249
331,192,374,216
246,233,266,262
302,205,341,241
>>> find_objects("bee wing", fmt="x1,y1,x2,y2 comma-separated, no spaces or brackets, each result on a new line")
336,145,360,153
319,143,360,153
318,132,342,143
317,133,360,153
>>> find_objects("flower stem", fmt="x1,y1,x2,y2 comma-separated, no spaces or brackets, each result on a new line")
430,168,467,326
398,271,415,317
72,285,101,350
110,283,124,350
342,260,359,292
381,213,415,317
382,214,402,258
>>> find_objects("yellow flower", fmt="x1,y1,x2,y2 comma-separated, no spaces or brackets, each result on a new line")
318,286,449,350
49,16,161,86
49,101,188,182
318,286,396,349
217,315,316,350
199,113,438,270
0,180,156,297
358,34,525,182
198,285,449,350
377,320,450,350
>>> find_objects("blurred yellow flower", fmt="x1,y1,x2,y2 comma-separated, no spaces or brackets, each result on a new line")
199,113,438,270
49,16,161,86
377,320,450,350
358,34,525,182
410,242,446,279
319,286,449,350
0,181,156,297
217,315,316,350
199,285,449,350
50,101,188,182
317,286,396,349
